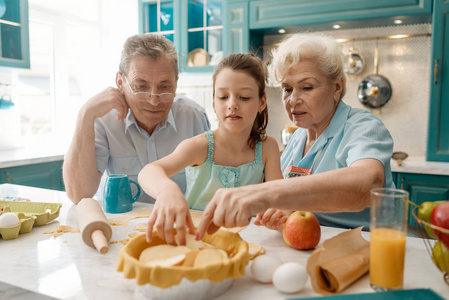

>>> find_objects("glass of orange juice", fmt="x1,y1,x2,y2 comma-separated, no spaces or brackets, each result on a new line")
370,188,409,292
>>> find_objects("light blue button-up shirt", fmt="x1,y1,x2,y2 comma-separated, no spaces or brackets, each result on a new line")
94,96,210,203
281,101,394,230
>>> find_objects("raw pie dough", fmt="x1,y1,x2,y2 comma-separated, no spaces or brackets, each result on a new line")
107,208,245,233
43,225,80,238
139,234,230,268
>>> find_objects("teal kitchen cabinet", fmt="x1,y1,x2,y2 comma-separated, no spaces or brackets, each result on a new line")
427,0,449,162
223,0,432,55
394,172,449,226
249,0,431,30
223,1,249,56
0,0,30,68
139,0,223,73
0,160,65,191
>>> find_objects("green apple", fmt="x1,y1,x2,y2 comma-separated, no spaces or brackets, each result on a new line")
418,201,446,239
432,241,449,273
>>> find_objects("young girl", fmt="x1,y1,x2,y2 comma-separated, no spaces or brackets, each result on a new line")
138,53,283,245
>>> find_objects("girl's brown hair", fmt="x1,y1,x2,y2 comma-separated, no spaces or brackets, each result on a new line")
212,53,268,149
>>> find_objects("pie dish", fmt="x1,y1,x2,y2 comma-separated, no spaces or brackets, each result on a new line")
117,228,249,298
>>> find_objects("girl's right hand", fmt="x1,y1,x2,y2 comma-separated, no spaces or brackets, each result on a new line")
146,190,195,246
254,208,289,232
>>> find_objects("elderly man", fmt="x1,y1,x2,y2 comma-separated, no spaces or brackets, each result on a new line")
63,33,210,204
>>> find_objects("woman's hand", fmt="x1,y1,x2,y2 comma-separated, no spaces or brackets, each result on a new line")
146,190,195,246
254,208,290,232
196,185,271,240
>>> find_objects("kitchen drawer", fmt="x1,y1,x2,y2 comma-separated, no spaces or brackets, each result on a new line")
0,160,65,191
394,172,449,226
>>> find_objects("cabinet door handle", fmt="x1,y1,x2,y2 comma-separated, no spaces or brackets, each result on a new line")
5,172,11,184
181,53,185,71
400,177,405,190
434,59,438,84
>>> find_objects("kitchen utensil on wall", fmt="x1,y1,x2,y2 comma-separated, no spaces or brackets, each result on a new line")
343,47,365,80
392,151,408,166
281,124,298,148
0,83,13,110
76,198,113,254
357,46,392,110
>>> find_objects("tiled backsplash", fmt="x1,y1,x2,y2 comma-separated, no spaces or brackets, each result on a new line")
179,24,432,157
265,23,431,156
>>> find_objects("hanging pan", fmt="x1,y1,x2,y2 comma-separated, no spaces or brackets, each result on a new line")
357,46,392,109
343,47,365,81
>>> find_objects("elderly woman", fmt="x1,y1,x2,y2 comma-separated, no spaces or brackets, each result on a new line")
197,33,394,238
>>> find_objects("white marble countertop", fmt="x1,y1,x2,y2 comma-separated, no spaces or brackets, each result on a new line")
0,136,69,168
2,140,449,178
0,184,448,299
391,156,449,176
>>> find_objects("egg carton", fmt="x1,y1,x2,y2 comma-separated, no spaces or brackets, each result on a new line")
0,201,62,240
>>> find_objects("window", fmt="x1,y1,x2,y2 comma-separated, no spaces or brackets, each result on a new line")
6,0,137,149
15,20,54,137
12,17,99,145
187,0,222,66
143,0,175,42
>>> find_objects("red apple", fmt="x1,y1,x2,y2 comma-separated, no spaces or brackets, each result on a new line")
283,211,321,250
430,201,449,249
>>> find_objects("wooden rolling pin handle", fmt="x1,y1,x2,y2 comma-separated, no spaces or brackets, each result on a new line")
91,229,109,254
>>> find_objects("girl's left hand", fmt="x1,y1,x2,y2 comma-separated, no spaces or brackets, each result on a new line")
254,208,289,232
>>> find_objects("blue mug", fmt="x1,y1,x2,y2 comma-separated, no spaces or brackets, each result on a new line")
103,174,141,213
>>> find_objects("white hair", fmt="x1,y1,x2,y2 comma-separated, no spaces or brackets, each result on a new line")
268,32,346,99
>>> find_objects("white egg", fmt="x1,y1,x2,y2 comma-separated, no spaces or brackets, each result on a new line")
251,254,282,283
272,262,308,293
0,212,20,227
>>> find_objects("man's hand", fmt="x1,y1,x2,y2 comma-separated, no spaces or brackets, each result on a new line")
84,87,129,121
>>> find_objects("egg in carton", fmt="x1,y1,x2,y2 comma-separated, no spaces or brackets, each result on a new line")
0,211,36,240
117,228,249,300
0,200,62,240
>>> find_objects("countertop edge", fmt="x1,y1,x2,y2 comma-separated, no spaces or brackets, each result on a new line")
390,157,449,176
2,151,449,177
0,154,65,168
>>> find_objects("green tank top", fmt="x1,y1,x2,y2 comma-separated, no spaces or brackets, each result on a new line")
185,131,265,210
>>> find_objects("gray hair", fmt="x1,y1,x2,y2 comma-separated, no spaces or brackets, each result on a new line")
119,33,178,78
268,33,346,99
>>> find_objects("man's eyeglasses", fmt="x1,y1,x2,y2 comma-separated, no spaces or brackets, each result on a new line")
123,75,175,103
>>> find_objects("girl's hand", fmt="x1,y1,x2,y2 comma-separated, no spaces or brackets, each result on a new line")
254,209,289,232
146,191,195,245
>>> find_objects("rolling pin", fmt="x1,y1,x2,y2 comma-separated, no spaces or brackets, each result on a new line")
76,198,113,254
